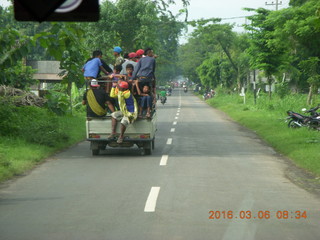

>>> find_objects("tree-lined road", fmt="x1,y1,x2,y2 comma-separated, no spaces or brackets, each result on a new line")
1,89,320,240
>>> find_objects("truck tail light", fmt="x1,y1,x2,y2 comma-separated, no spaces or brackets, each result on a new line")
89,134,100,139
140,134,150,139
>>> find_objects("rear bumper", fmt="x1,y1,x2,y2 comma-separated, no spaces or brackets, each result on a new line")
87,137,154,143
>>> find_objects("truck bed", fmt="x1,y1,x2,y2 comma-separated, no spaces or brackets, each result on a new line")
86,113,157,141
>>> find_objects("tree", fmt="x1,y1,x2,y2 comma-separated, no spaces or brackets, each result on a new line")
267,0,320,99
196,55,223,89
36,23,88,95
245,8,287,99
178,36,208,84
299,57,320,104
0,6,36,88
179,19,251,91
289,0,308,7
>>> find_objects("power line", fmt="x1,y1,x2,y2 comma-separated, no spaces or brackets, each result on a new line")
220,16,250,20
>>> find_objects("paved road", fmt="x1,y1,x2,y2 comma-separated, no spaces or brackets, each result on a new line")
1,89,320,240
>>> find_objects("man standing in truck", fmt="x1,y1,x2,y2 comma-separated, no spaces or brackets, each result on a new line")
82,50,110,81
132,47,156,96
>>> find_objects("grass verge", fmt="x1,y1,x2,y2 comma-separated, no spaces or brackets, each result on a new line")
0,114,85,183
206,92,320,177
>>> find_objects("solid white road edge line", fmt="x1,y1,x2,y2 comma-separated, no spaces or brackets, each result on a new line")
144,187,161,212
160,155,169,166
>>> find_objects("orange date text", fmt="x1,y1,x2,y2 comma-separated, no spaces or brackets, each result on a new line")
208,210,307,220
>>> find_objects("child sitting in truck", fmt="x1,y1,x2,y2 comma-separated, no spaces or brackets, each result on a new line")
109,81,138,144
138,85,152,118
110,65,125,82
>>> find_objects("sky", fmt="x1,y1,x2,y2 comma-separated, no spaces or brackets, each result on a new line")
170,0,290,34
0,0,290,41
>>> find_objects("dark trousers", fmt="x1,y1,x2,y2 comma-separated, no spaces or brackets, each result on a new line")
138,77,153,92
140,95,152,108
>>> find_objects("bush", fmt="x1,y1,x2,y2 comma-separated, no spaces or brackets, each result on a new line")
0,103,69,147
45,91,70,115
276,82,290,99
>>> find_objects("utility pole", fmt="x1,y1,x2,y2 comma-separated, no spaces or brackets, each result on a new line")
265,0,282,10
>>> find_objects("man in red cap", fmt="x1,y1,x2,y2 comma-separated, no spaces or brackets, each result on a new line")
132,47,156,98
135,49,145,61
109,81,138,143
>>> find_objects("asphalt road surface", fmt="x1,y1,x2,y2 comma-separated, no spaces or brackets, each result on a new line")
1,89,320,240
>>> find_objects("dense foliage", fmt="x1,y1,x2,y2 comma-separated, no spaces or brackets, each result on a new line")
0,102,68,146
179,0,320,104
0,0,188,90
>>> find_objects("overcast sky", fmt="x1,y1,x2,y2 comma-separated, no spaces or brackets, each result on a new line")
1,0,290,40
171,0,289,32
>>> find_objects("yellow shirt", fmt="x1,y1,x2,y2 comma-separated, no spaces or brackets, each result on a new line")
110,87,138,120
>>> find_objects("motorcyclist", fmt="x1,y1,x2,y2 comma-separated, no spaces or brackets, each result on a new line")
160,90,167,103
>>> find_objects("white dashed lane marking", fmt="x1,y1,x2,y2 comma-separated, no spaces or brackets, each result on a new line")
160,155,169,166
144,187,161,212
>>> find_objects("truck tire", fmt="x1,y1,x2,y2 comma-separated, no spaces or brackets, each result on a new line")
92,149,100,156
143,142,152,155
144,148,151,155
90,142,100,155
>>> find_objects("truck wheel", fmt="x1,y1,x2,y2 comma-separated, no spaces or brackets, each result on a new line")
99,145,106,150
92,149,100,156
143,142,152,155
144,148,151,155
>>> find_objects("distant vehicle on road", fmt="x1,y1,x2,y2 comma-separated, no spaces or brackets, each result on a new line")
184,87,188,93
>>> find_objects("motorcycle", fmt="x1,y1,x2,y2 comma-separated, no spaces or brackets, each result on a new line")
184,87,188,93
160,96,167,105
303,104,320,130
203,91,215,100
286,104,320,130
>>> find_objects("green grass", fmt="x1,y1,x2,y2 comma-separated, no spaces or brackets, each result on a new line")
0,114,85,182
206,92,320,176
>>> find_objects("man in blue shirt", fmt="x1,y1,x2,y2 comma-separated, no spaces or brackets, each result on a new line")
83,50,110,79
132,48,156,96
